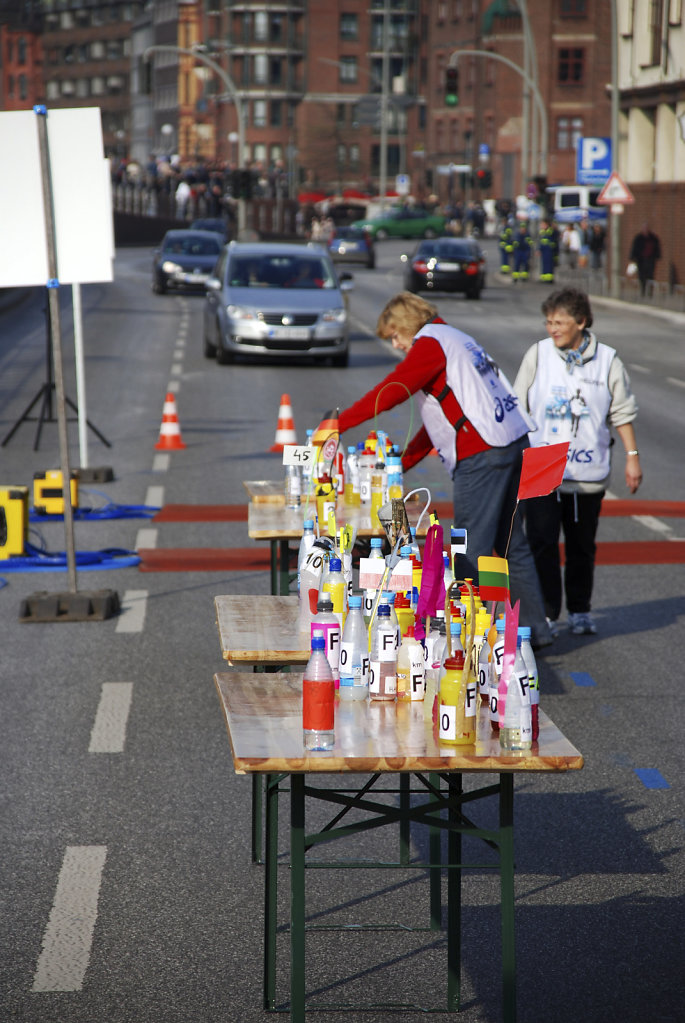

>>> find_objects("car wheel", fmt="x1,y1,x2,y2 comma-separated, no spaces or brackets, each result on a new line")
152,275,167,294
466,286,482,300
203,332,217,359
216,345,235,365
366,256,376,269
331,350,349,367
375,229,388,241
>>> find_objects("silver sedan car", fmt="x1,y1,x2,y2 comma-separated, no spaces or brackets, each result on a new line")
203,242,353,365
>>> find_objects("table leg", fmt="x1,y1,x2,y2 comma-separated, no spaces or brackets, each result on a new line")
270,540,278,595
499,773,517,1023
429,771,442,930
399,774,410,865
264,773,279,1009
446,773,463,1010
252,774,263,864
279,539,290,596
290,774,306,1021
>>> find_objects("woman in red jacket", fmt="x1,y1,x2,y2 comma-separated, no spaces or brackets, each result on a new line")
338,292,552,648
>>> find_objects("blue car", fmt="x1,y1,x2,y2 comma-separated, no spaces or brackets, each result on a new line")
327,226,375,269
152,229,224,294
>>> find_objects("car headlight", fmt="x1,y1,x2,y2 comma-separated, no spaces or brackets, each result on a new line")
161,260,183,273
227,304,259,320
321,307,347,324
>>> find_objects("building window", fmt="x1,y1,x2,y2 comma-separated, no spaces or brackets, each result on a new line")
270,57,282,86
340,13,358,40
254,11,268,41
557,47,584,83
253,100,267,128
649,0,664,64
271,100,282,126
556,116,584,149
350,144,360,168
560,0,587,15
17,37,26,64
254,53,268,85
339,56,358,83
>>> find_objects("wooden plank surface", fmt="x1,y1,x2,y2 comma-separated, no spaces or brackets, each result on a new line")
247,496,433,541
214,594,309,664
214,671,585,776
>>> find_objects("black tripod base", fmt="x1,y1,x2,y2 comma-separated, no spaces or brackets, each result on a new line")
2,382,111,451
19,588,121,623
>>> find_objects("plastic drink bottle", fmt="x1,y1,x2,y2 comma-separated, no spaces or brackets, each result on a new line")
489,618,506,733
381,591,401,650
339,595,369,702
439,650,477,745
369,603,397,701
311,595,341,687
321,556,347,629
358,450,375,504
518,626,540,740
447,621,464,662
362,536,385,625
298,540,328,633
344,445,361,506
394,593,414,638
370,471,384,529
499,636,533,751
302,429,315,482
303,630,335,751
443,552,455,602
476,613,492,707
297,519,316,595
387,454,403,499
396,625,425,702
316,473,336,533
285,464,302,509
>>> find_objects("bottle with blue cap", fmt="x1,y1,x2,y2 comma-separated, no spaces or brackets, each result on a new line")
339,595,369,702
303,629,335,750
297,519,316,594
499,633,532,751
362,536,385,625
321,556,347,628
518,626,539,740
369,603,397,701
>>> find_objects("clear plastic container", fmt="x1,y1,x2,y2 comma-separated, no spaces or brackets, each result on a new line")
303,630,335,751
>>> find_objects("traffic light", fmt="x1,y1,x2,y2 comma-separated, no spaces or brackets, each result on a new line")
445,66,459,107
476,168,492,190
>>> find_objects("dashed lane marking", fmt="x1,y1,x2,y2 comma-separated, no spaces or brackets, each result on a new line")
32,846,107,992
167,379,180,394
115,589,148,632
135,527,158,549
88,683,133,753
145,485,164,508
152,453,170,472
570,671,596,687
667,376,685,389
635,768,670,789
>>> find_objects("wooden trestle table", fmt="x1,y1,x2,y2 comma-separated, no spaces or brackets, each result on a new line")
213,667,583,1022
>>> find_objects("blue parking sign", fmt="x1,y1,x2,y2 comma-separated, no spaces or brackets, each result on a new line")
576,137,612,185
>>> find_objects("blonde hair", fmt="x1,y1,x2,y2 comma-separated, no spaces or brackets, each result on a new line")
376,292,437,340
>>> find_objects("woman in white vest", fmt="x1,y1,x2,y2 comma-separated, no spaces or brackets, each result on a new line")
338,291,552,649
514,288,642,636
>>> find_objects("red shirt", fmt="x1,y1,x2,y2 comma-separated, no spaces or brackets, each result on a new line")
338,319,492,471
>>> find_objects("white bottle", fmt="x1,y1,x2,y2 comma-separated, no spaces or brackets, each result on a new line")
362,536,385,625
297,519,316,595
310,594,341,686
369,603,397,701
298,539,327,633
285,463,302,509
339,595,369,702
499,637,532,751
321,556,347,629
381,590,401,650
519,626,540,741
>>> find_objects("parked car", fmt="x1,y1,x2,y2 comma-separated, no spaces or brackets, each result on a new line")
152,229,223,294
351,206,446,240
402,237,486,299
203,242,353,365
189,217,233,241
326,225,375,268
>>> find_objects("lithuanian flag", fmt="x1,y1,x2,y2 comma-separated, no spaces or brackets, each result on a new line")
478,556,510,601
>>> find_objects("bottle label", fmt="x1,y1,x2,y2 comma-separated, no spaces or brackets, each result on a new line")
303,678,335,731
407,648,426,700
311,621,341,677
339,644,369,688
374,626,396,661
464,678,478,717
439,703,457,741
369,661,396,696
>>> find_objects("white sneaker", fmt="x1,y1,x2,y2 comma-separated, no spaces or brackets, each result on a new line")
568,612,597,635
545,617,559,639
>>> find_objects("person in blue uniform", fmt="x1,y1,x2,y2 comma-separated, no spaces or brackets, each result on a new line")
499,220,514,274
537,219,558,283
511,221,533,282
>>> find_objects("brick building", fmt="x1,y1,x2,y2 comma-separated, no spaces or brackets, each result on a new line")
0,1,43,110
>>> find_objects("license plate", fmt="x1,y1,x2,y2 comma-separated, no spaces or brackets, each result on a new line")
269,326,310,340
437,261,459,271
182,272,209,282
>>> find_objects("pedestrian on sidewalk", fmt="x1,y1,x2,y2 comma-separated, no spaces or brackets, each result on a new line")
629,223,661,295
514,287,642,637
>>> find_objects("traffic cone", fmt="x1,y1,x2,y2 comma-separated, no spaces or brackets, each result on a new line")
155,392,186,450
270,393,297,452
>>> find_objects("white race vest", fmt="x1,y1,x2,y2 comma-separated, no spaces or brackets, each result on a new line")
414,323,533,474
526,337,614,482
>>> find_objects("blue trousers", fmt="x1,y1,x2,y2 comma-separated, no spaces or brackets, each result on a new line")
452,437,551,647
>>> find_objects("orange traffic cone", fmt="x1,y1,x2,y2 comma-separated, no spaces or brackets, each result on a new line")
155,392,186,450
270,393,297,452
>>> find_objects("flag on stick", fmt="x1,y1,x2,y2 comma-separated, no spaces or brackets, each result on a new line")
517,442,569,502
478,555,510,601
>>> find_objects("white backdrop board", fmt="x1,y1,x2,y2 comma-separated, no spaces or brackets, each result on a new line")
0,107,113,287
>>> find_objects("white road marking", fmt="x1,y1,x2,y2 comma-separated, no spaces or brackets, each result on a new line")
170,362,183,376
32,846,107,992
135,527,158,549
152,453,170,472
145,484,164,508
667,376,685,389
167,380,180,394
88,683,133,753
627,363,650,374
632,515,674,536
115,589,148,633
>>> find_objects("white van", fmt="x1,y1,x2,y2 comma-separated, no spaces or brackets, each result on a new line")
547,185,607,224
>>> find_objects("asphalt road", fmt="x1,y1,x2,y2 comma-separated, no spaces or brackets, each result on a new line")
0,239,683,1023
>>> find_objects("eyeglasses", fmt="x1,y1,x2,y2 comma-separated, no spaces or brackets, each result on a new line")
544,318,577,331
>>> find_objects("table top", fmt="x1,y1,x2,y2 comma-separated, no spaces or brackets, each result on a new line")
215,594,309,665
244,480,432,541
214,671,585,776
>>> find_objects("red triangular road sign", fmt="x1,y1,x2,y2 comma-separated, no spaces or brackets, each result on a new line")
597,171,635,205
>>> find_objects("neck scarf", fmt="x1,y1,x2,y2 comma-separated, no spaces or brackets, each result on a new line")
565,332,590,373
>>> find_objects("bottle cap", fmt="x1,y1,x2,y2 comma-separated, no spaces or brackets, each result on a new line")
316,595,334,613
348,595,362,608
347,445,356,453
381,591,396,605
450,622,462,635
400,545,413,556
496,618,506,632
377,604,391,617
311,634,326,651
329,557,342,572
303,518,314,529
370,537,383,547
518,626,531,639
444,652,465,670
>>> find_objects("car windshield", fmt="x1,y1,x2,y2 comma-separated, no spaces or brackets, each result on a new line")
227,255,335,289
334,227,364,240
164,234,222,256
417,241,477,259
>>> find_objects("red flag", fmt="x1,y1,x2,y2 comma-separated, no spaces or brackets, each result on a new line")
517,443,569,501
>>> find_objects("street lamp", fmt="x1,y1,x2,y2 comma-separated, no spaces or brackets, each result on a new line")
160,122,174,156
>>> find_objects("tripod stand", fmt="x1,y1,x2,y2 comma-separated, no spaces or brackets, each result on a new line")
2,299,111,452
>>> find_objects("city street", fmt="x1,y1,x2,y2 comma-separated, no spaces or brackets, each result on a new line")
0,237,684,1023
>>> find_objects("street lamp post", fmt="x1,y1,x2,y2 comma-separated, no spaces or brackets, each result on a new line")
144,44,247,231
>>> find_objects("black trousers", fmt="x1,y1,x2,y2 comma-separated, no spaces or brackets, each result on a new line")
523,490,604,620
